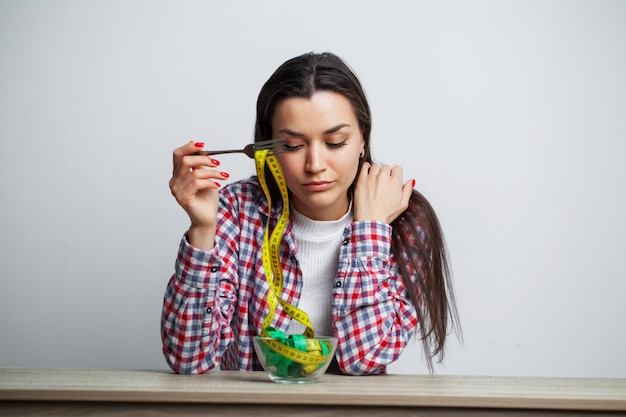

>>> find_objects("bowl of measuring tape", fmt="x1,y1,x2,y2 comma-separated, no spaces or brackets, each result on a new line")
253,329,338,383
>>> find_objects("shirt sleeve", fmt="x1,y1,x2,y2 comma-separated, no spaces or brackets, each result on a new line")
332,221,419,375
160,236,224,373
161,193,241,374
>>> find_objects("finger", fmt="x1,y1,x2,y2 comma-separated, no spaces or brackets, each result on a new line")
357,162,371,183
173,141,202,166
174,155,222,178
170,162,226,192
172,142,221,175
401,179,415,206
184,167,229,192
171,167,226,205
170,174,221,205
367,163,381,178
389,165,404,178
380,164,393,176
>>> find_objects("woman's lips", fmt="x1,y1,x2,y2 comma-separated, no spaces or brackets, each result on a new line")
304,181,333,191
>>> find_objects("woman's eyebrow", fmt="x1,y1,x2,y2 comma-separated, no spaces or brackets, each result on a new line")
277,128,304,137
277,123,350,137
324,123,350,134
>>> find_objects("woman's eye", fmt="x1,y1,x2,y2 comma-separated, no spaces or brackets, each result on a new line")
282,139,347,151
327,140,347,149
284,144,303,151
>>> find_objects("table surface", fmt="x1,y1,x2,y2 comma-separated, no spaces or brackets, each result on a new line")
1,368,625,412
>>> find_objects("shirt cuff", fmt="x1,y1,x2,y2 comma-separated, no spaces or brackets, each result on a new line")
343,221,392,259
174,232,223,288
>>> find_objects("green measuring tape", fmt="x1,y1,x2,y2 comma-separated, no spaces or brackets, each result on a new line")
254,149,333,376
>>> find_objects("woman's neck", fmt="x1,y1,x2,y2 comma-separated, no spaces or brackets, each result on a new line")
290,197,350,221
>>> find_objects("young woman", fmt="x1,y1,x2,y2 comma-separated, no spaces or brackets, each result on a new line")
163,52,459,375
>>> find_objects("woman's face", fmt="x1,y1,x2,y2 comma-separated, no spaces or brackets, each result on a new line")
272,91,365,221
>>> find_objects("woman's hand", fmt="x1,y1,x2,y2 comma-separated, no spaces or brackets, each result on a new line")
169,141,229,250
353,163,414,224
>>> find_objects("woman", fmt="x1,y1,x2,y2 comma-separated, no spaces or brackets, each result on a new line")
163,52,459,375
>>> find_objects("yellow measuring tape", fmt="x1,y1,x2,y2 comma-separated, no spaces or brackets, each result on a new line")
254,149,332,374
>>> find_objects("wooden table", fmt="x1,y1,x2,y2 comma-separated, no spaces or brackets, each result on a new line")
1,368,625,416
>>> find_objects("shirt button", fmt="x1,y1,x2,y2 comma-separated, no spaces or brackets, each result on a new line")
342,238,349,245
335,281,342,288
206,307,213,314
210,266,219,273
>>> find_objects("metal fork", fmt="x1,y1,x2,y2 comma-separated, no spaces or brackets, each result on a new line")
195,138,287,159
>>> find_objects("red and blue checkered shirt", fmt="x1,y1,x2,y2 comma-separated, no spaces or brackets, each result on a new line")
162,177,422,375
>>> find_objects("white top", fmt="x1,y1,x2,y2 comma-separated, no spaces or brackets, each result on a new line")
287,204,353,337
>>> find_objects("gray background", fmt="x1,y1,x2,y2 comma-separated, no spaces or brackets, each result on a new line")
1,0,625,377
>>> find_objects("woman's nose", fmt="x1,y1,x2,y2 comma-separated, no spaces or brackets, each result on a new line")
304,144,326,173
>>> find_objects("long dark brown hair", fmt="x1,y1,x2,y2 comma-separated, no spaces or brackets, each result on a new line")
254,52,460,372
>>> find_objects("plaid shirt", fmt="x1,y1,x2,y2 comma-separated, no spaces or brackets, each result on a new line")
162,177,421,375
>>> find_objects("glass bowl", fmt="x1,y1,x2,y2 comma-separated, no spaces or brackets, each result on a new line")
253,335,338,384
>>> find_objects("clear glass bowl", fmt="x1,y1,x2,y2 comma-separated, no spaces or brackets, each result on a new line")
253,336,338,384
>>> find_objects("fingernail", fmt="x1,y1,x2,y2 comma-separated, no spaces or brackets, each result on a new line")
214,182,221,187
194,142,204,148
220,172,229,178
411,179,416,188
211,159,220,166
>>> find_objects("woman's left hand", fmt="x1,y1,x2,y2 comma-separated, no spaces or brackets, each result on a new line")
353,163,414,224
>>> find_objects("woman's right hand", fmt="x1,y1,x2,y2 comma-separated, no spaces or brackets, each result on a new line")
169,141,229,250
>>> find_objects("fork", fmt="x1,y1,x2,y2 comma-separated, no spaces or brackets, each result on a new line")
194,138,287,159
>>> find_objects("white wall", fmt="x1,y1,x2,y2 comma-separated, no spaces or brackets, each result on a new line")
1,0,624,377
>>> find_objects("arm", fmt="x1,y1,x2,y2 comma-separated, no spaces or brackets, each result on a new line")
161,191,241,374
162,142,239,373
332,220,419,375
334,163,418,375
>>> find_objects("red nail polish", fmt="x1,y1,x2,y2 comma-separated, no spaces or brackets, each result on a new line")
194,142,204,148
220,172,229,178
411,179,416,188
214,182,221,188
211,159,220,166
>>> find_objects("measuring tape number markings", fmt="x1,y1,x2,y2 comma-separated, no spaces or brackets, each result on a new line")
254,149,333,376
